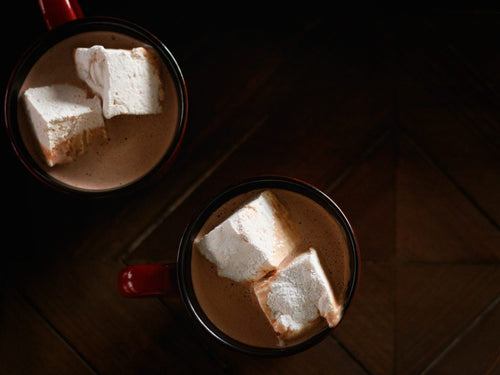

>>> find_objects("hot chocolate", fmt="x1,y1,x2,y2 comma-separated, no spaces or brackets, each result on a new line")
191,188,353,349
17,30,181,192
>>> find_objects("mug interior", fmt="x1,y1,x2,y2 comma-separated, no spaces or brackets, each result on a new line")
5,17,187,198
177,176,360,356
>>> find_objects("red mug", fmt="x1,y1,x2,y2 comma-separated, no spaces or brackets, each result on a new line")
118,176,360,356
5,0,188,198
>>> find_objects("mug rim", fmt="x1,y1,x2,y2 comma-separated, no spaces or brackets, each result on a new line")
177,175,360,357
4,16,188,199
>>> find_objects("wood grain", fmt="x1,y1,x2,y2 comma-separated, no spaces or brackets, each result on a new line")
2,8,499,375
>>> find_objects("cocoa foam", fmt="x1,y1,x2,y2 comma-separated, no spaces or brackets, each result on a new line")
191,188,352,348
17,31,180,191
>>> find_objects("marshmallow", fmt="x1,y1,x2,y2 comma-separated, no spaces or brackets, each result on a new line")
196,191,296,282
74,45,163,119
22,84,106,167
254,248,341,342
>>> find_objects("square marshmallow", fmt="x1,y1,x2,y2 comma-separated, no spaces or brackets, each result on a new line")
254,248,341,342
23,84,106,167
74,45,163,119
196,190,296,282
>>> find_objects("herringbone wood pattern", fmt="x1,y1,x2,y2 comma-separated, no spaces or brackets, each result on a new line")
2,6,499,375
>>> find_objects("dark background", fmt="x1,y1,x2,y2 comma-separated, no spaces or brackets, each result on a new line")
1,3,499,374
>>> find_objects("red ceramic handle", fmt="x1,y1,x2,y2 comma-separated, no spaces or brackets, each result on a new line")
118,264,179,298
38,0,84,30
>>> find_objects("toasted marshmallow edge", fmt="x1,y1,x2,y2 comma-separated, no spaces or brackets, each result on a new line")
196,190,296,282
22,84,106,167
74,45,163,119
254,248,342,343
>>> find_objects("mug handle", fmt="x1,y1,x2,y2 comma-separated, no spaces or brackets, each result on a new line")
118,264,179,298
38,0,84,30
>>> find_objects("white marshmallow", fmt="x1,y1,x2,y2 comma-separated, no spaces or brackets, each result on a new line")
254,248,341,342
74,45,163,119
23,84,106,167
196,191,296,282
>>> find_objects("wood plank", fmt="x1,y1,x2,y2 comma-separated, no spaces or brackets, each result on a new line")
0,286,93,375
426,298,500,375
426,11,500,97
219,336,368,375
396,136,500,262
11,258,224,374
324,134,397,374
330,132,397,261
397,76,500,225
392,14,500,224
396,264,500,374
333,262,395,375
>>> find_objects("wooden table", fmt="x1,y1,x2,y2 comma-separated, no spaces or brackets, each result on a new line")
2,4,499,374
